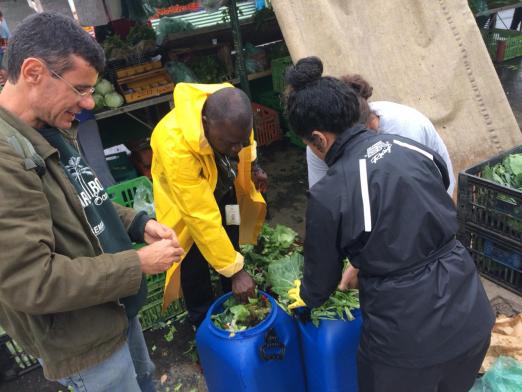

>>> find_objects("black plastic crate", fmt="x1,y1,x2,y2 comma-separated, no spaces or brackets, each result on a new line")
457,144,522,244
459,225,522,295
0,334,40,377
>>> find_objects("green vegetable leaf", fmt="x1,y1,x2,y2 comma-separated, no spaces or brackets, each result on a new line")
266,253,304,298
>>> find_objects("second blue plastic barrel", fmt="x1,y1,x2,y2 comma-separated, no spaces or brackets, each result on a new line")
196,291,306,392
297,309,362,392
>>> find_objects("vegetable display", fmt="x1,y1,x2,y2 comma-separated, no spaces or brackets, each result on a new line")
94,79,124,110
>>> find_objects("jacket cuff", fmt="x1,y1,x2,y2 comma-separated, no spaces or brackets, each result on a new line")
103,249,143,300
215,252,244,277
128,211,152,243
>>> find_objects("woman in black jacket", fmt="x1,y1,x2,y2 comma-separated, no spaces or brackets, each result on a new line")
285,56,494,392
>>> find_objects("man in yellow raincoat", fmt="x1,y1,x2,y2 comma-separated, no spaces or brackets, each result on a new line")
151,83,267,325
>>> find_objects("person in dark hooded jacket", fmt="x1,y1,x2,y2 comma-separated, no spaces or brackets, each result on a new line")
285,56,494,392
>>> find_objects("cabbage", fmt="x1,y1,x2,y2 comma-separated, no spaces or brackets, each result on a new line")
104,92,124,108
92,93,105,109
95,79,114,95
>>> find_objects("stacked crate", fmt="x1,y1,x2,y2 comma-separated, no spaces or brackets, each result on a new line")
457,145,522,295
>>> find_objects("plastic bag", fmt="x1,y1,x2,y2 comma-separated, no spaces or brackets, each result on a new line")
255,0,266,11
470,356,522,392
133,183,155,218
244,43,267,73
165,61,199,83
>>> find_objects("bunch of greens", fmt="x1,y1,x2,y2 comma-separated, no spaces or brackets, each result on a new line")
310,290,360,327
126,24,157,46
265,252,359,325
212,293,271,336
482,153,522,191
186,55,230,83
481,153,522,231
156,17,194,44
241,224,301,287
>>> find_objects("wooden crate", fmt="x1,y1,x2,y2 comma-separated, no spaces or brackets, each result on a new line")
115,60,163,79
117,68,174,104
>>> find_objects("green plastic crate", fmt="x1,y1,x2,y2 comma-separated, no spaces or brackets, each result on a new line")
0,334,40,377
106,176,152,208
139,277,185,331
481,28,522,61
271,56,293,93
107,177,186,329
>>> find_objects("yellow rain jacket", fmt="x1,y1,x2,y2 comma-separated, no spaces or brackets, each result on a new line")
151,83,266,308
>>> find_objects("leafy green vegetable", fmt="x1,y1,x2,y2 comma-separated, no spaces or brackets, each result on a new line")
92,93,105,110
480,153,522,232
241,224,301,289
310,290,360,327
244,224,360,326
211,293,271,335
126,24,156,46
95,79,114,96
186,55,230,83
267,253,304,298
482,153,522,190
104,92,125,108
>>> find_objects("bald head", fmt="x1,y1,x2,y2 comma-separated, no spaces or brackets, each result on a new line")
202,87,253,157
204,87,252,131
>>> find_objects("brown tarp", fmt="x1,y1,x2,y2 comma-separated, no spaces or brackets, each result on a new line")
272,0,522,190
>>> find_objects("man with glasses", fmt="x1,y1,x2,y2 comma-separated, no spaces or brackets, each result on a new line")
0,12,184,391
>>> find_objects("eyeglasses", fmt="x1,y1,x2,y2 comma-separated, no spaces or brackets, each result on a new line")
48,68,95,97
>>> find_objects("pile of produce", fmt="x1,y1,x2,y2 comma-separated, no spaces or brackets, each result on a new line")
211,224,359,333
156,17,194,44
212,292,271,336
482,153,522,191
102,24,157,64
242,224,360,327
93,79,124,110
481,152,522,231
186,55,230,83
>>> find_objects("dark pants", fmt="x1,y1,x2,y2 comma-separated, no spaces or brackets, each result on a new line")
181,190,239,327
357,337,490,392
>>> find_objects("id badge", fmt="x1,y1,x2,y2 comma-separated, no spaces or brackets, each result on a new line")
225,204,241,225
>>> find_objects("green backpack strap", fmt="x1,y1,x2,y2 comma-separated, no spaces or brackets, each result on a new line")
0,123,46,177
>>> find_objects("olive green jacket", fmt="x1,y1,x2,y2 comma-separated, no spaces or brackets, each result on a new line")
0,108,143,380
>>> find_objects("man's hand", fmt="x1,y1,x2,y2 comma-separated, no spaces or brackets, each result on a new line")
338,266,359,290
252,167,268,193
137,238,184,275
144,220,178,245
231,269,256,303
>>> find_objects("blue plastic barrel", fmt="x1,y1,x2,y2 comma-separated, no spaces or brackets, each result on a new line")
297,309,362,392
196,291,306,392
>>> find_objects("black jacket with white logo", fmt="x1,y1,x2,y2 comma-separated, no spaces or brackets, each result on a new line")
301,125,494,367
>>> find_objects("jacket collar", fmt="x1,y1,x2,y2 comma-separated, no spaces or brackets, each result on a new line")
324,124,368,167
0,107,60,160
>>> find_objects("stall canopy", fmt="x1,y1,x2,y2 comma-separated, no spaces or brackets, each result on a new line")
272,0,522,191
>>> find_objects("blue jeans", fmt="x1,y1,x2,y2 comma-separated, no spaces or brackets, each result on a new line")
51,317,156,392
